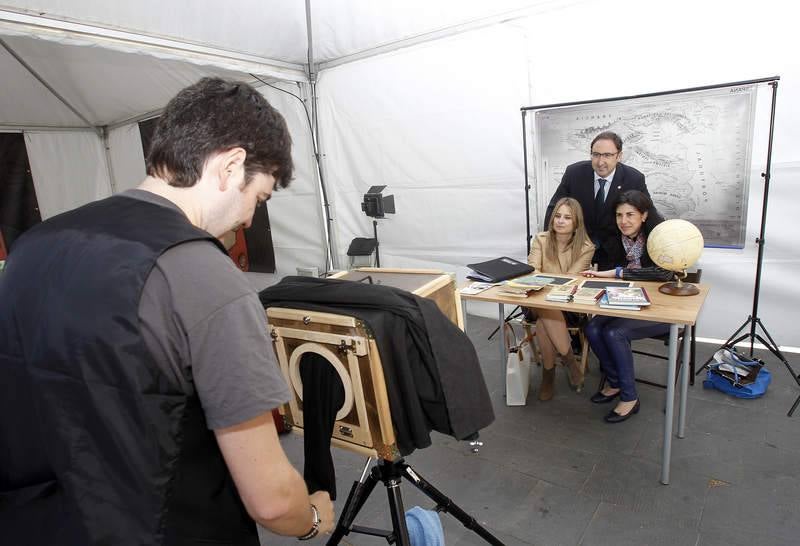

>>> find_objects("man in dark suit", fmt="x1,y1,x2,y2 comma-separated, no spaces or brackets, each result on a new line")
543,131,658,265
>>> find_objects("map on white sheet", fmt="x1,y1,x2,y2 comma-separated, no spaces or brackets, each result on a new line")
533,85,757,248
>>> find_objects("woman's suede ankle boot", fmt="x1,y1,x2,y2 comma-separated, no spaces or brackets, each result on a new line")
538,367,555,401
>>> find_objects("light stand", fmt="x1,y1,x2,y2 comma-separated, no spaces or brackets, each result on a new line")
361,185,395,268
372,219,381,267
694,80,800,417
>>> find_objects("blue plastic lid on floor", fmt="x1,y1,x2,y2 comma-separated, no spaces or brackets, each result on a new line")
405,506,444,546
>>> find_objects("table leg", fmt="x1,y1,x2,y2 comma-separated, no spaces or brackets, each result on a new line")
498,303,506,398
460,297,468,333
660,324,679,485
678,324,691,438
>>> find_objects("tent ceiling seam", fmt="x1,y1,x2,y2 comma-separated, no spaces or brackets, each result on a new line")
317,0,580,71
105,76,280,130
0,9,307,81
0,125,97,132
0,36,97,133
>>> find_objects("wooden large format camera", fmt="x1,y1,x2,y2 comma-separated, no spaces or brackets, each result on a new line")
267,268,463,461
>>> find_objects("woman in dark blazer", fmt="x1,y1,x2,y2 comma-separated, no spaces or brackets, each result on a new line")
580,190,673,423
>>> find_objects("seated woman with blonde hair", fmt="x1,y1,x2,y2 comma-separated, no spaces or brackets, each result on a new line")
527,197,595,400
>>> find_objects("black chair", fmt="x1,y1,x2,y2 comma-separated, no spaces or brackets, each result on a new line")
631,269,702,388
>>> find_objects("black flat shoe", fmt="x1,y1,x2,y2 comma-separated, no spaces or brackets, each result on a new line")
604,400,640,423
590,390,620,404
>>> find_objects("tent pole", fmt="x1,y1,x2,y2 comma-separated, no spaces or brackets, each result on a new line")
100,126,118,194
305,0,338,272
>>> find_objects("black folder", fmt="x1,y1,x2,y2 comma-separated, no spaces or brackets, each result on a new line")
466,256,534,283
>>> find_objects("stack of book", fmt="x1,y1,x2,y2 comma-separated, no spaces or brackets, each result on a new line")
505,274,551,291
496,284,540,298
572,287,605,305
599,286,651,310
545,283,577,302
459,282,498,295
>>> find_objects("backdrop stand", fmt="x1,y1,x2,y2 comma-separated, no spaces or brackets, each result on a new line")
519,76,797,416
693,80,800,416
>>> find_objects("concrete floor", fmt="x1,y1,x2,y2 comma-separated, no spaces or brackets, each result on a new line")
262,314,800,546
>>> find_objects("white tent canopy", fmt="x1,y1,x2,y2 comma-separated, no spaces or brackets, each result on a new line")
1,0,799,347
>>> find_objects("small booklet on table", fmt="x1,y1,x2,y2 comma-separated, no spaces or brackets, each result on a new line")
460,282,499,295
512,273,576,287
578,279,634,289
606,286,651,307
496,285,537,298
598,293,643,311
572,287,606,305
573,279,634,306
545,283,577,302
505,274,551,291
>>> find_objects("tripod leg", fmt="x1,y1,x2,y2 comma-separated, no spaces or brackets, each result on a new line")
399,463,504,546
487,305,522,340
385,475,411,546
751,320,800,417
327,470,381,545
754,322,800,384
789,395,800,418
694,317,752,376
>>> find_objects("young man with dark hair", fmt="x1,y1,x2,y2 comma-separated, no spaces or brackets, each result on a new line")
0,77,333,545
543,131,658,265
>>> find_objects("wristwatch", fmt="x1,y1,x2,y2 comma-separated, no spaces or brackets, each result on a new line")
297,504,320,541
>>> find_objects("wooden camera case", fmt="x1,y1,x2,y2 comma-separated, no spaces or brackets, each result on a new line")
267,268,462,461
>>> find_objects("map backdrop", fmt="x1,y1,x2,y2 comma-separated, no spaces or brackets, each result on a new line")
532,85,757,248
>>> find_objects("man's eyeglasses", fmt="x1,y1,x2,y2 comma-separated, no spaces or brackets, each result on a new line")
591,152,619,160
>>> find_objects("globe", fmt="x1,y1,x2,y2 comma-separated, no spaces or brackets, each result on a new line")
646,219,704,295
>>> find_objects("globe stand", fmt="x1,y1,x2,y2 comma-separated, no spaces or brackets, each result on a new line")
659,270,699,296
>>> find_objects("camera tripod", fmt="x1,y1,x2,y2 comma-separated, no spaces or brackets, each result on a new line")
327,457,503,545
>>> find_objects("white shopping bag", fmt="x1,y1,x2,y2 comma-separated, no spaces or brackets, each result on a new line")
504,323,532,406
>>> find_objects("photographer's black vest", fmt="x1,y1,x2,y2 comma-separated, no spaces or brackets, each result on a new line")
0,195,258,545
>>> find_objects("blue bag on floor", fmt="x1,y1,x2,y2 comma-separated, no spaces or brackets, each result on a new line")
703,348,770,399
405,506,444,546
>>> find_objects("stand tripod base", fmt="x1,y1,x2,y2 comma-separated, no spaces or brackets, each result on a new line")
327,458,503,546
659,281,699,296
696,315,800,416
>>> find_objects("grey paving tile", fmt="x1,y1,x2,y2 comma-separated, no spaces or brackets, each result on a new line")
448,524,536,546
579,455,707,521
470,427,601,491
499,480,600,546
697,525,797,546
259,315,800,545
699,475,800,543
684,397,770,444
409,447,542,520
764,410,800,454
632,425,751,485
579,502,700,546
